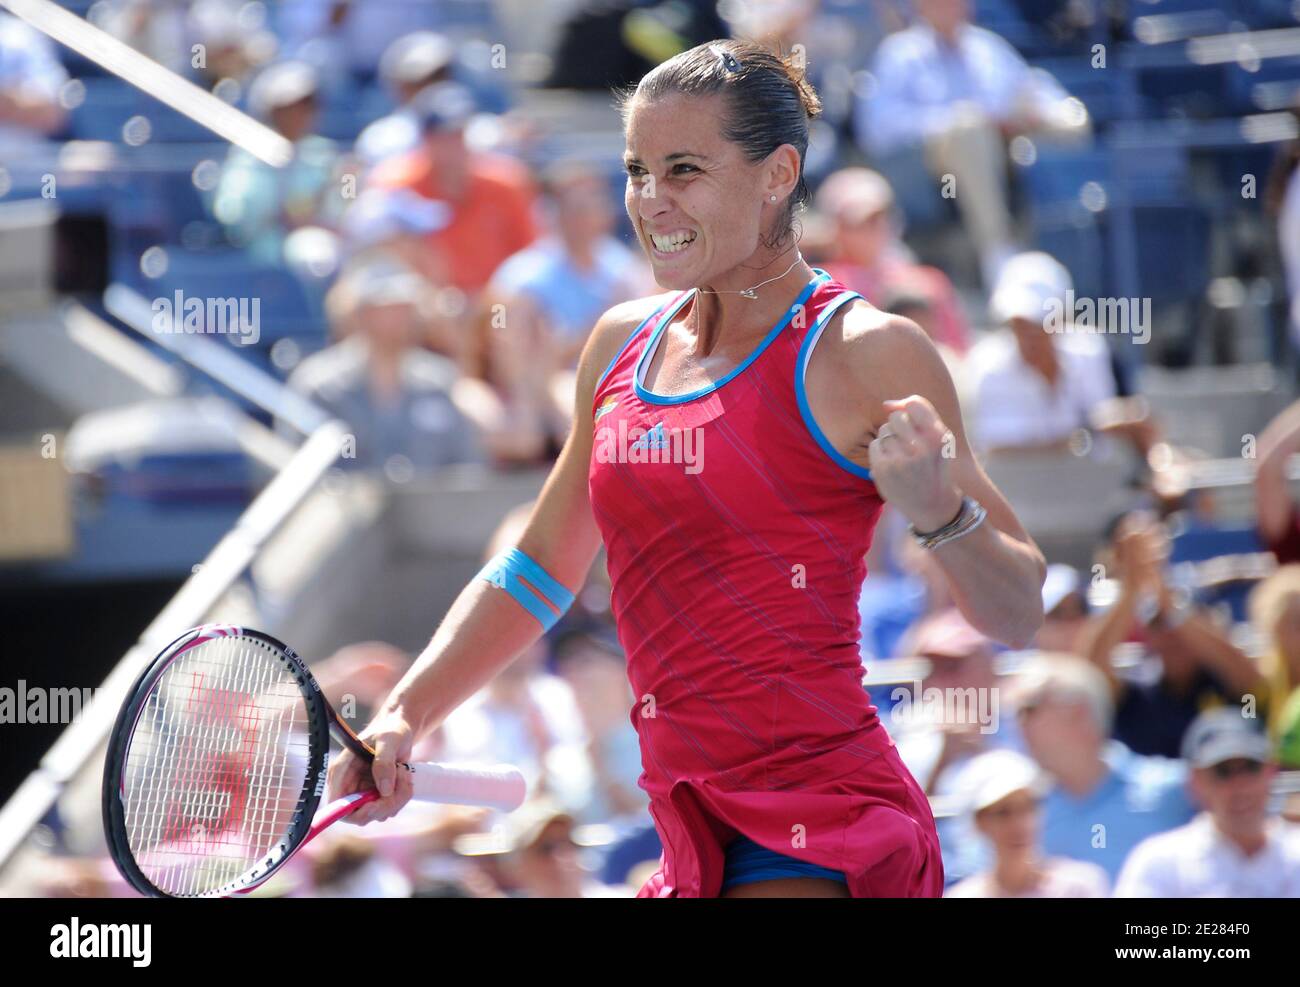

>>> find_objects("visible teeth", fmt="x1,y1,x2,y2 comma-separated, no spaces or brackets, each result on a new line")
650,230,697,253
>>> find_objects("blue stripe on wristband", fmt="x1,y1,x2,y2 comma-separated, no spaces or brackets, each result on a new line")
476,548,574,631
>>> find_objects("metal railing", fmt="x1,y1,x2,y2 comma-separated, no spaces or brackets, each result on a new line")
0,417,349,873
0,283,345,875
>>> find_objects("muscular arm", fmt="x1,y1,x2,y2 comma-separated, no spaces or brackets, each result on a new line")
832,310,1046,647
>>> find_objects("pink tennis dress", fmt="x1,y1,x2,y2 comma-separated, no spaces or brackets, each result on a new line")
587,270,945,897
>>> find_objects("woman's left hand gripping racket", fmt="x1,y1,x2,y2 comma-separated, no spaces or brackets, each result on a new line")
103,624,526,897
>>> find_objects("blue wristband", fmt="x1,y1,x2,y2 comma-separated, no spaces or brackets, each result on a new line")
477,547,575,631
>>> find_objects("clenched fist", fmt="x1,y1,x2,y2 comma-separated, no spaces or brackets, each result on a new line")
867,395,965,532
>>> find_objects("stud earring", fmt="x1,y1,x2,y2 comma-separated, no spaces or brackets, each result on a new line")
769,194,777,202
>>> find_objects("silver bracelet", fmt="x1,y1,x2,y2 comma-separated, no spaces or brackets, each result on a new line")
908,496,987,550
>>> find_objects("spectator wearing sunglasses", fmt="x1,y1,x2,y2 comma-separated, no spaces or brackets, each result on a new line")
946,749,1109,897
1114,709,1300,897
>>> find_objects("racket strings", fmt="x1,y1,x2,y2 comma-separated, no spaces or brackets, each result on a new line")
121,636,312,895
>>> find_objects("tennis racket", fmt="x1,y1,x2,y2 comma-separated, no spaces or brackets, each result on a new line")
102,624,526,897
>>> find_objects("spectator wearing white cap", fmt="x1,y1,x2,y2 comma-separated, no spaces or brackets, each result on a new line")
962,251,1157,458
1013,654,1195,881
212,60,342,263
1114,708,1300,897
814,167,971,357
856,0,1088,287
946,749,1109,897
890,606,1031,882
353,31,457,167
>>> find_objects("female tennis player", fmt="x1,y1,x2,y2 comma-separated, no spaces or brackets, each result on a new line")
328,39,1046,897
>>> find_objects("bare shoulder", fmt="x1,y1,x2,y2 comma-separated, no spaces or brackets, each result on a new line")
579,294,672,370
574,292,678,407
838,299,937,359
822,298,949,395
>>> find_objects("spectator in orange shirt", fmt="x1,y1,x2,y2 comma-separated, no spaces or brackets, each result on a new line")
369,82,539,298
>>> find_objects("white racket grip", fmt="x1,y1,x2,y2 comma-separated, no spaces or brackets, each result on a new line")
406,762,527,811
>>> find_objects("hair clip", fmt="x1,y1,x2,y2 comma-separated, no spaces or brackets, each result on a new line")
711,45,742,74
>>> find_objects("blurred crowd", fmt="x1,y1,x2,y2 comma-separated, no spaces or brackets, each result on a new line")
6,0,1300,897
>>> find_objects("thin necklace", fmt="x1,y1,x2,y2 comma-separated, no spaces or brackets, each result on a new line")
696,251,805,300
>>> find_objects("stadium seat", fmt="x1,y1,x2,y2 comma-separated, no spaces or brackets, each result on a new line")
971,0,1054,56
1124,0,1236,22
142,103,216,143
315,83,394,143
144,249,325,345
1031,211,1107,301
1017,141,1208,305
1017,142,1190,211
1029,58,1140,128
67,78,141,142
1168,518,1266,623
982,448,1141,568
1240,0,1300,28
1225,56,1300,115
1139,362,1292,457
1119,40,1234,120
1168,519,1263,565
120,166,217,237
1115,201,1212,306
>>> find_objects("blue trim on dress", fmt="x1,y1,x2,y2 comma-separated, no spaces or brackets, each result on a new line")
594,298,683,393
794,289,874,481
633,270,832,406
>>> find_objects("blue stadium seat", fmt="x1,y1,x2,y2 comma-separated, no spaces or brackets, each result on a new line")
1017,142,1190,212
1029,58,1140,127
1169,521,1263,565
143,103,216,143
315,82,394,143
143,250,325,344
1240,0,1300,28
1125,0,1234,20
1130,55,1233,120
1032,212,1107,301
1168,519,1265,623
1108,201,1212,306
1017,143,1207,305
972,0,1054,56
68,78,141,142
1226,56,1300,115
431,0,499,32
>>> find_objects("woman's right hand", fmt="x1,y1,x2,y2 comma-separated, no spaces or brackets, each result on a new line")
325,707,418,825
